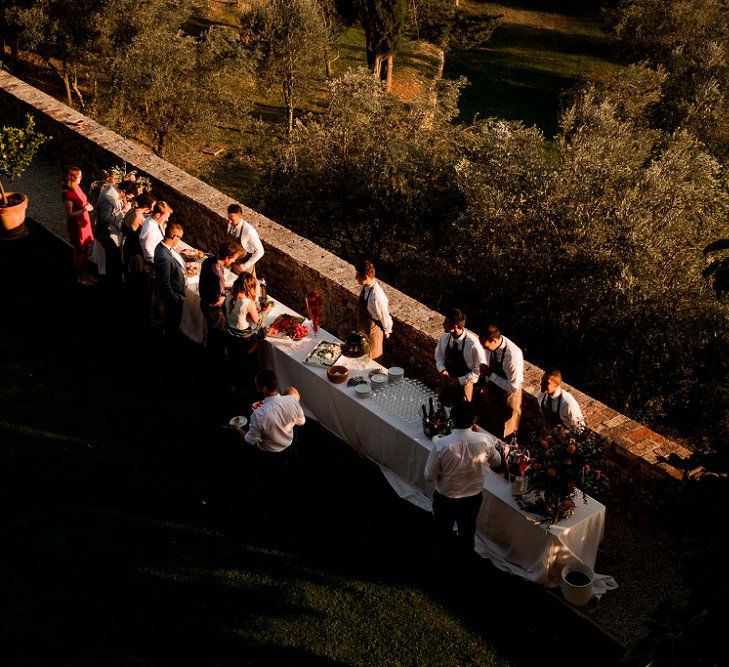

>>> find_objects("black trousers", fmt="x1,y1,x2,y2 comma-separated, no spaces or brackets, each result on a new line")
203,306,228,371
432,490,483,556
162,298,183,339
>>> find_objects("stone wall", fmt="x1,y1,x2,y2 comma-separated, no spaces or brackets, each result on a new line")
0,70,694,487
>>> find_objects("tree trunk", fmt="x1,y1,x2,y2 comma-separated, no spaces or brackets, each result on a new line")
366,46,376,72
71,66,85,109
62,72,73,108
372,53,384,81
380,53,394,91
0,177,8,206
154,132,166,157
283,77,294,135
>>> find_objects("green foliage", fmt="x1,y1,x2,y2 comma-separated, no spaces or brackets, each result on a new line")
354,0,408,55
410,0,499,52
107,26,247,157
612,0,729,163
0,113,48,204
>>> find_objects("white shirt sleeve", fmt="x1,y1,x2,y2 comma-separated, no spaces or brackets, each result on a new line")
424,444,440,483
562,391,586,430
488,340,524,394
241,223,264,272
291,399,306,427
486,443,502,468
459,335,484,386
139,218,161,263
368,283,393,337
435,335,447,374
244,410,263,446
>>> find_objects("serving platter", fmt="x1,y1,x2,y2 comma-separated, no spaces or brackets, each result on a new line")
303,340,342,367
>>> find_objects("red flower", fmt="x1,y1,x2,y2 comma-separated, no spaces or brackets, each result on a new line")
547,468,557,477
566,444,576,455
584,464,591,474
540,440,549,450
594,469,602,480
567,482,576,491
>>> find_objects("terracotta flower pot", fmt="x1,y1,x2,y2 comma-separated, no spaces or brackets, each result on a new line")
0,193,29,240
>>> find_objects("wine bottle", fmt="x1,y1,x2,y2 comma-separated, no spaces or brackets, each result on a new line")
428,397,435,420
259,278,267,309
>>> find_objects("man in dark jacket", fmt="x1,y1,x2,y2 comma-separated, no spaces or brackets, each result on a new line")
154,222,186,339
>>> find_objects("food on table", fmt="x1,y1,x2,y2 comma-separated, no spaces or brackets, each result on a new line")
303,341,342,367
305,290,325,333
180,248,205,262
185,263,201,277
341,331,370,358
267,314,309,340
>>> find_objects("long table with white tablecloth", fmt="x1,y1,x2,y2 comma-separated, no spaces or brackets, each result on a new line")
259,301,616,596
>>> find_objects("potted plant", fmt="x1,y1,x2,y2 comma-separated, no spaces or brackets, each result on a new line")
0,113,48,240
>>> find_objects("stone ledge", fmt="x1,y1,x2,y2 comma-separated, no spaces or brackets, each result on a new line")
0,70,692,487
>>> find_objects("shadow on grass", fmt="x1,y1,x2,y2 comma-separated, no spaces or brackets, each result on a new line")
0,224,621,665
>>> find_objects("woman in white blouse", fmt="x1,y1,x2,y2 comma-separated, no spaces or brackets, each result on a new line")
226,272,260,333
226,272,270,388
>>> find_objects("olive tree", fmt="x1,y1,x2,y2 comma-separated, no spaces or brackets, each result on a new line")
241,0,329,135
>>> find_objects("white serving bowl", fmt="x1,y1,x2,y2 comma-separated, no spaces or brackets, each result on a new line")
388,366,404,383
355,383,372,398
229,415,248,428
371,373,388,388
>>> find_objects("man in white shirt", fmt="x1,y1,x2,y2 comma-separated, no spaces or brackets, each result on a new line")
425,401,501,557
355,260,393,364
241,370,306,454
435,308,484,404
140,201,173,264
477,325,524,442
536,368,586,432
226,204,264,274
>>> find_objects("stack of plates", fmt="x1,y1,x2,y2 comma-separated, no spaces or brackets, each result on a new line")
388,366,404,383
370,373,388,388
355,383,372,398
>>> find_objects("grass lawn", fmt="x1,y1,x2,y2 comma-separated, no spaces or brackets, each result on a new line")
445,0,623,137
0,224,622,665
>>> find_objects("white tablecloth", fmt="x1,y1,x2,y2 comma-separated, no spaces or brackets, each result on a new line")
261,301,617,597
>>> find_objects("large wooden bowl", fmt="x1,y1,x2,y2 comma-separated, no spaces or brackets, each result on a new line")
327,365,349,384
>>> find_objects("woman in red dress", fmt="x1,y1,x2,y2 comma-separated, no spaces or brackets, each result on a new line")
61,166,96,285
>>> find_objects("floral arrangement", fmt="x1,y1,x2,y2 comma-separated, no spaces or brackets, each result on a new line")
89,163,153,202
520,426,609,524
305,290,325,333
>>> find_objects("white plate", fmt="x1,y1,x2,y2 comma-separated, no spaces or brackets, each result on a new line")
229,416,248,428
388,366,404,383
355,384,372,398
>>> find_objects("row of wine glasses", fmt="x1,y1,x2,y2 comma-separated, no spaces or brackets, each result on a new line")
371,377,440,424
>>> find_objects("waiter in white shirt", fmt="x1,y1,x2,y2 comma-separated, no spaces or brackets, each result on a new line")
139,201,173,264
425,401,501,557
435,308,484,405
226,203,264,275
536,368,586,432
355,260,393,364
477,325,524,442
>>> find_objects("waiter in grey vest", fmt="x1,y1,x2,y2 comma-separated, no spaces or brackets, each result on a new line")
355,260,393,364
477,324,524,442
435,308,483,405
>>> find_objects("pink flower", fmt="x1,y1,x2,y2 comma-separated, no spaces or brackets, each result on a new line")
547,468,557,478
566,444,576,455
